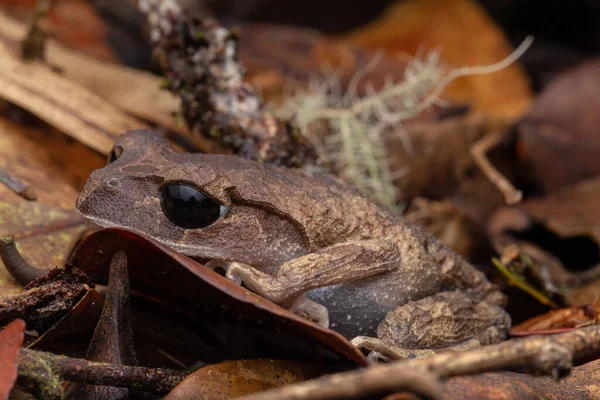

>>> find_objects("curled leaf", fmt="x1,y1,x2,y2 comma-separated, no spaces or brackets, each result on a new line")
166,359,327,400
70,228,367,367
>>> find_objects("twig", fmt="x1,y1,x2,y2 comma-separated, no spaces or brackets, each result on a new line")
491,257,557,308
67,251,138,398
21,0,54,62
0,236,46,285
18,348,187,397
138,0,316,167
0,169,36,201
236,324,600,400
254,367,443,400
471,131,522,205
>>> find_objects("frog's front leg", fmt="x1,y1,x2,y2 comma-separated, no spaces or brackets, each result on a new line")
207,259,331,326
225,239,401,305
352,291,510,361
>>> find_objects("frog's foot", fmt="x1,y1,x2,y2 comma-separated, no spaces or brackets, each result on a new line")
351,336,480,363
288,296,330,328
205,260,247,285
225,262,286,303
353,291,510,363
351,336,436,362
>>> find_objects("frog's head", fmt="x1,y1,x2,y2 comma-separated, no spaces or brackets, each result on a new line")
76,130,309,271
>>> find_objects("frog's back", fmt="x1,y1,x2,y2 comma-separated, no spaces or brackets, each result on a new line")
194,154,400,247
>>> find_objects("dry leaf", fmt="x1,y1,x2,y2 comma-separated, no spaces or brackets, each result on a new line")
0,39,145,155
0,319,25,400
511,304,600,335
239,23,446,114
70,228,367,366
387,114,491,200
66,251,135,399
489,177,600,306
441,360,600,399
0,116,103,208
27,289,102,351
405,197,488,259
0,200,86,296
0,0,117,62
343,0,532,119
517,59,600,192
0,10,183,137
165,359,326,400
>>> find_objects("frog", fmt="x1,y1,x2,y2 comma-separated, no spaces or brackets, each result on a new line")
75,129,510,360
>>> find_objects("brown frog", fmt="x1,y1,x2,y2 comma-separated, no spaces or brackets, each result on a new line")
75,130,510,360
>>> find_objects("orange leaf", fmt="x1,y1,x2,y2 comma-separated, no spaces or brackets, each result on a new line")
0,319,25,400
343,0,532,119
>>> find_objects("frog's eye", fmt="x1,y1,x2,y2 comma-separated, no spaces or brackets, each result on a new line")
160,184,230,229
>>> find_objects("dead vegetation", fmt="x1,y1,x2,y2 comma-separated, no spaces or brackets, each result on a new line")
1,0,600,399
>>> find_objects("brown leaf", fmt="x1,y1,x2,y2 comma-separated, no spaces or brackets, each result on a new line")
387,114,490,200
343,0,532,119
0,199,86,296
0,116,103,209
441,359,600,399
405,197,489,259
0,319,25,400
239,25,410,102
0,10,185,138
511,304,600,335
0,39,145,155
0,0,118,63
520,177,600,244
517,59,600,192
239,23,456,123
385,113,512,222
165,359,327,400
69,228,367,367
67,251,135,400
489,177,600,306
27,289,103,352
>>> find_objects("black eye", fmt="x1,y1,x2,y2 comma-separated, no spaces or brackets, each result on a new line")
160,184,229,229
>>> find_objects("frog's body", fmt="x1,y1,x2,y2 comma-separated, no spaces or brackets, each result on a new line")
76,130,510,360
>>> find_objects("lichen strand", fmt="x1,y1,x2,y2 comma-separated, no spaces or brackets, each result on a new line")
154,14,316,167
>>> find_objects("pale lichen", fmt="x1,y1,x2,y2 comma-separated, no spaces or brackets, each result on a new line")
276,37,534,208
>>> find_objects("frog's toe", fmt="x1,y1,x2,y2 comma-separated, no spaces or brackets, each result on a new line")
205,259,233,273
223,262,287,303
289,296,330,328
224,264,243,285
351,335,435,361
366,351,391,364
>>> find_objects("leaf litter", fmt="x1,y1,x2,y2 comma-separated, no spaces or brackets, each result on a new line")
1,0,600,399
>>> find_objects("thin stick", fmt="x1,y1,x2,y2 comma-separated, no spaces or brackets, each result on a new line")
0,169,36,201
471,131,523,205
18,348,187,397
0,236,46,285
236,324,600,400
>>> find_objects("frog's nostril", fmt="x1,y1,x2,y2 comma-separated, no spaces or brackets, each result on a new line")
108,179,120,188
107,145,123,164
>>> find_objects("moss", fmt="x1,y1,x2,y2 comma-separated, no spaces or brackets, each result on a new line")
18,353,63,399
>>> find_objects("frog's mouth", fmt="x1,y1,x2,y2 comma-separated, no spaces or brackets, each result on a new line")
75,209,230,263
